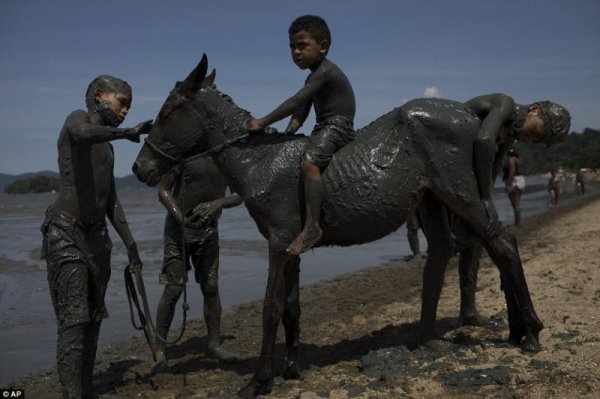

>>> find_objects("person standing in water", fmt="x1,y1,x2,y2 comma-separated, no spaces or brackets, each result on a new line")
502,149,526,225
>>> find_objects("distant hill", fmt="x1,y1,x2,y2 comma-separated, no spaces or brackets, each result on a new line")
0,171,150,192
0,171,59,192
114,174,152,190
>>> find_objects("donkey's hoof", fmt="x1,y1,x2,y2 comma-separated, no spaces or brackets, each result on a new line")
508,324,527,346
283,361,301,380
458,312,488,327
238,376,272,398
520,332,541,353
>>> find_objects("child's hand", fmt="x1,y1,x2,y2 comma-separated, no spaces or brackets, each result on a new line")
186,199,223,227
125,120,153,142
136,119,154,135
247,118,266,133
126,242,143,272
284,119,302,135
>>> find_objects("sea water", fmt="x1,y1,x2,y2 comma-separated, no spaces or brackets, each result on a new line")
0,177,551,383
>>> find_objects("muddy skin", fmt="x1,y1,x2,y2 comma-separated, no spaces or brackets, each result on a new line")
286,171,325,255
405,213,422,260
153,156,242,372
548,170,561,207
132,55,560,397
42,75,150,398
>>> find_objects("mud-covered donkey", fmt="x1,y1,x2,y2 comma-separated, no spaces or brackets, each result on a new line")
133,55,564,397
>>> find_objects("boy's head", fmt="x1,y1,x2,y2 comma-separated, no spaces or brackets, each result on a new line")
86,75,132,127
288,15,331,70
537,101,571,147
86,75,132,110
289,15,331,46
516,101,570,148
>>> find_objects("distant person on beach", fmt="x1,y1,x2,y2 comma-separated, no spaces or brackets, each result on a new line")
548,170,561,207
153,156,242,371
40,75,152,399
576,169,586,196
405,212,425,260
502,149,526,225
247,15,356,255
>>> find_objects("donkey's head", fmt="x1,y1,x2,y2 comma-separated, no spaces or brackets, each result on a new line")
133,54,239,186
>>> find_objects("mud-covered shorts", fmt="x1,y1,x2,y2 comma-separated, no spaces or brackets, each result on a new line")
303,115,355,169
41,207,112,332
160,213,219,286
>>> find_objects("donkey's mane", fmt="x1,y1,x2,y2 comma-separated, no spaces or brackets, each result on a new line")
197,84,310,147
202,85,251,122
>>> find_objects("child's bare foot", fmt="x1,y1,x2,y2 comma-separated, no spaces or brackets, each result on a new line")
151,344,169,374
208,345,241,364
286,224,322,255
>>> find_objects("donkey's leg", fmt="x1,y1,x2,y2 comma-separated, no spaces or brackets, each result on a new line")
239,247,289,398
418,193,455,345
282,255,301,380
458,241,486,326
441,192,543,352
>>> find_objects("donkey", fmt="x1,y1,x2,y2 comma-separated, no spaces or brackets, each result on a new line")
133,55,543,397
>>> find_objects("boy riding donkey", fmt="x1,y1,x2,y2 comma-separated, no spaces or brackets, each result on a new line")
248,15,355,256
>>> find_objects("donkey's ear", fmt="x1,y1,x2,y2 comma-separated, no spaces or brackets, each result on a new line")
182,54,208,90
202,69,216,87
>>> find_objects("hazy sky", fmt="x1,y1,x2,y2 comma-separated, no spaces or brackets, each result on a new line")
1,0,599,176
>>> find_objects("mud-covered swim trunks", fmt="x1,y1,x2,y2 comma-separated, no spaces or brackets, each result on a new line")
303,115,355,169
41,207,112,332
159,212,219,286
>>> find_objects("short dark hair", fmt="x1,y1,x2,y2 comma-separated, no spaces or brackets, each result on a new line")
536,101,571,147
289,15,331,45
85,75,131,110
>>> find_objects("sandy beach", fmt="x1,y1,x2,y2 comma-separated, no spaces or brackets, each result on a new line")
8,188,600,398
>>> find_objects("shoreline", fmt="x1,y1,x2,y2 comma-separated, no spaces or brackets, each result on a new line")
8,188,600,398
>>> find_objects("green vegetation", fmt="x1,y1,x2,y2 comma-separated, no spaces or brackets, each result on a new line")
4,175,60,194
515,128,600,174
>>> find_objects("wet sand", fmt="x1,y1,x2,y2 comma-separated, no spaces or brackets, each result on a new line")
7,187,600,398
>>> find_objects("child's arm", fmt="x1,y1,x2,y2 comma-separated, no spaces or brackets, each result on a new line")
284,101,312,134
158,168,184,224
105,175,142,270
249,72,326,133
67,111,152,144
187,192,243,226
464,93,515,200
